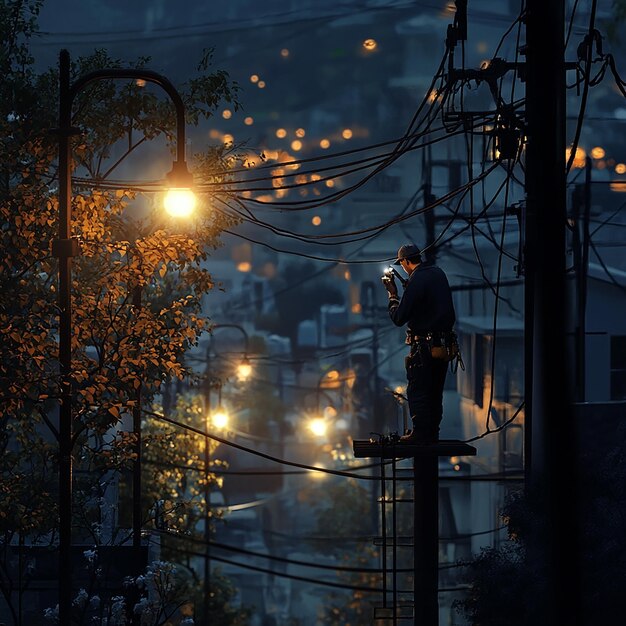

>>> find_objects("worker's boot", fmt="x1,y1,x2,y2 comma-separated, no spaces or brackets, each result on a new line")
399,421,438,445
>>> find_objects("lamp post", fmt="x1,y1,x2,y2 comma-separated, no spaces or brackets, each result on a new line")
201,323,249,623
202,383,230,625
207,323,251,381
54,49,194,624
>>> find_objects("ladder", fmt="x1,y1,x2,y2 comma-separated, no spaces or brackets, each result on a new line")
353,438,477,625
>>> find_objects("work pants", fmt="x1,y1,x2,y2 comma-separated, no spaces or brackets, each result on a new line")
405,342,449,441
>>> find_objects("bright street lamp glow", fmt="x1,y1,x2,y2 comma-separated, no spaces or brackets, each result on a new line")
164,188,196,217
211,408,229,430
309,418,327,438
237,361,253,381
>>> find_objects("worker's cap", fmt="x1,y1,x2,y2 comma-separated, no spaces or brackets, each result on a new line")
393,244,422,265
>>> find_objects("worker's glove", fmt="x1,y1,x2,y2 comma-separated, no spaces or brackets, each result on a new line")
381,273,398,297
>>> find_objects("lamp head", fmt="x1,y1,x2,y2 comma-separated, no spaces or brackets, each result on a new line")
236,356,252,382
164,160,196,218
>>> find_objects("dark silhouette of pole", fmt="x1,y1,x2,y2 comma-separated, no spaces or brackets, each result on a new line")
54,49,190,624
54,49,75,625
203,385,211,625
423,147,437,264
578,157,592,402
201,325,249,623
413,455,438,625
132,286,143,552
525,2,580,624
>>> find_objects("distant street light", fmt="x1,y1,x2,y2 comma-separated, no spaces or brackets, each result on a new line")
308,417,328,438
204,384,230,623
211,405,230,430
206,323,252,384
54,49,194,624
201,323,250,621
236,357,253,382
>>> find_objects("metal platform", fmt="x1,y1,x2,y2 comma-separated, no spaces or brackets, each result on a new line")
353,438,477,459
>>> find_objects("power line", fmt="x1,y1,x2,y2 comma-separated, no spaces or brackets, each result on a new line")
149,539,476,594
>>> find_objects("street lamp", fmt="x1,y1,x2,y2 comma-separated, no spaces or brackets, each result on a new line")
53,49,195,624
203,323,252,428
206,323,252,381
203,389,230,623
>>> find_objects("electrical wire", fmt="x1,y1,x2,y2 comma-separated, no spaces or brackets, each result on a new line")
566,0,599,174
143,408,380,480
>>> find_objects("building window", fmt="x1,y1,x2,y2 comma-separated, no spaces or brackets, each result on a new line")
610,335,626,400
457,332,484,407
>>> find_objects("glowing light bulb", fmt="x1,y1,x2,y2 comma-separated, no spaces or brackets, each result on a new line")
164,189,196,218
211,408,229,430
309,418,327,437
237,361,252,381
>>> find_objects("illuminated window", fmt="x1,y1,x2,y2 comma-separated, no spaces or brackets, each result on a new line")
312,216,321,226
351,303,362,314
320,139,330,149
244,116,254,125
342,128,353,139
344,270,351,280
276,128,287,138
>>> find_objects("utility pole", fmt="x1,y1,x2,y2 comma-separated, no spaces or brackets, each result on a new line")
423,148,436,263
525,2,580,624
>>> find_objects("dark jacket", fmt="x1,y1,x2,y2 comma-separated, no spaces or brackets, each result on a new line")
388,263,455,334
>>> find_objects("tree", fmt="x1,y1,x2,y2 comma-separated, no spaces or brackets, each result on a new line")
0,1,249,623
313,478,382,626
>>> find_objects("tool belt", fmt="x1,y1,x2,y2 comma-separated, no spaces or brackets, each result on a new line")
405,330,461,363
